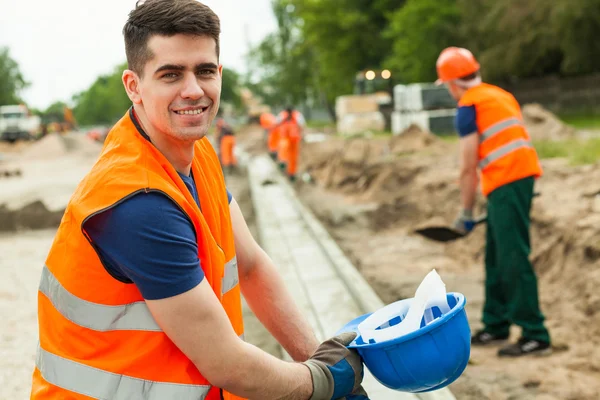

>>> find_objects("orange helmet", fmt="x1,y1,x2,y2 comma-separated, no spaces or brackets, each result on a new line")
435,47,480,85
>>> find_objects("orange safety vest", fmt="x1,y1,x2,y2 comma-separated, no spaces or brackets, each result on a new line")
459,83,542,196
279,111,302,140
31,109,245,400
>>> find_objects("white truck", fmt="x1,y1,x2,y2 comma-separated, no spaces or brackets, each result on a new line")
0,104,42,142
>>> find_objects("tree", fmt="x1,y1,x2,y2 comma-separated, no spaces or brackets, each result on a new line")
72,63,131,126
384,0,464,83
247,0,405,119
0,47,29,106
246,0,315,110
43,101,70,124
221,68,243,109
292,0,404,112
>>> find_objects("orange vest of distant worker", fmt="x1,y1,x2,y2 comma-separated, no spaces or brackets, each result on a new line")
279,110,302,140
459,83,542,196
31,109,245,400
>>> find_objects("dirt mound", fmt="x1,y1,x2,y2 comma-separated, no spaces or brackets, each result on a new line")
16,133,102,161
0,200,64,232
523,103,576,140
388,124,441,154
19,133,70,160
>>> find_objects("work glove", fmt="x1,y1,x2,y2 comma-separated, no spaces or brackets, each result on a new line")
452,209,475,234
302,332,369,400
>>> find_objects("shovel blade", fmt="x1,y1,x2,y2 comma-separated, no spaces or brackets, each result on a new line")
414,226,466,242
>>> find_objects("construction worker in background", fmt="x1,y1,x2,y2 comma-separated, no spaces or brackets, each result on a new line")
30,1,368,399
436,47,551,357
276,106,306,182
259,112,278,159
216,117,237,174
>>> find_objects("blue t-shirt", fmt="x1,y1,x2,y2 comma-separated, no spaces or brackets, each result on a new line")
455,105,478,137
85,172,233,300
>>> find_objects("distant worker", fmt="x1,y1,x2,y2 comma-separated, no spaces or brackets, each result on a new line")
216,117,237,174
435,47,551,357
259,112,278,159
276,106,306,182
30,1,367,399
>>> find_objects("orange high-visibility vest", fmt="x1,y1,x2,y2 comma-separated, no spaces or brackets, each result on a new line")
279,111,302,140
459,83,542,196
31,109,245,400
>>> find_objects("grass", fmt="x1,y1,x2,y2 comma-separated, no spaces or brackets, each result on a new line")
306,120,335,130
533,137,600,165
557,111,600,129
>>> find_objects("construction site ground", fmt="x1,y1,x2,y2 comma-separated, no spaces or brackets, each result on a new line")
238,104,600,400
1,102,599,400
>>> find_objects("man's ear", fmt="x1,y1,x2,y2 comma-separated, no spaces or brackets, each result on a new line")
122,70,142,104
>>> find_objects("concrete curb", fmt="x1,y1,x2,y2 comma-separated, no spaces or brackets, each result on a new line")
247,154,456,400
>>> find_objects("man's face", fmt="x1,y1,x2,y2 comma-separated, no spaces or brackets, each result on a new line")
137,34,221,141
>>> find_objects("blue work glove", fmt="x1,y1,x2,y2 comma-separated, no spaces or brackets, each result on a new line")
302,332,369,400
452,209,475,234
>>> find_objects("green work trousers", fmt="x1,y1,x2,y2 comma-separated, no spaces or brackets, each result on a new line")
483,176,550,343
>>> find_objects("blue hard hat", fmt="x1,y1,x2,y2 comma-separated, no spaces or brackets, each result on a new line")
337,292,470,393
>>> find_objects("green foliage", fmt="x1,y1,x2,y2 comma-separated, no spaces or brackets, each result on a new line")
72,63,131,126
534,138,600,165
221,68,242,108
558,111,600,129
246,1,314,108
249,0,600,106
384,0,463,83
43,101,68,122
247,0,405,116
0,47,29,106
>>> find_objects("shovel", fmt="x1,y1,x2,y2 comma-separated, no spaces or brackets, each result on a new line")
414,214,487,242
415,193,540,242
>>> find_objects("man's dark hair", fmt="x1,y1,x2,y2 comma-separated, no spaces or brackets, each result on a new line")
123,0,221,75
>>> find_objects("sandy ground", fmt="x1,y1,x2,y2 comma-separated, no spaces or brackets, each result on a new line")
237,106,600,400
0,230,55,399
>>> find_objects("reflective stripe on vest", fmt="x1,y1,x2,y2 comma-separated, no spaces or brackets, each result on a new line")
222,256,239,295
41,258,240,331
36,346,211,400
480,117,523,142
39,265,161,332
479,138,534,170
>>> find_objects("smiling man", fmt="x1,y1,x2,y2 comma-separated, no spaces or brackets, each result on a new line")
30,1,367,400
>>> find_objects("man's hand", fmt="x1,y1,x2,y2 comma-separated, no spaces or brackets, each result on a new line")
452,209,475,234
302,332,369,400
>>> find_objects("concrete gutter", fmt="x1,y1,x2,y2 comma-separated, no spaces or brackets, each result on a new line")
247,154,456,400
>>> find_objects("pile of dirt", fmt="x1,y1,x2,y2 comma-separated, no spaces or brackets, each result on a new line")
301,125,460,217
16,132,102,161
0,200,64,232
523,103,577,140
388,124,442,154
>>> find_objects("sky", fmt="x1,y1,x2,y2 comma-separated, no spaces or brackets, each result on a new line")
0,0,277,110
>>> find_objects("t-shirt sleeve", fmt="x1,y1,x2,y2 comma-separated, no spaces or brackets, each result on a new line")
455,105,478,137
84,192,204,300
